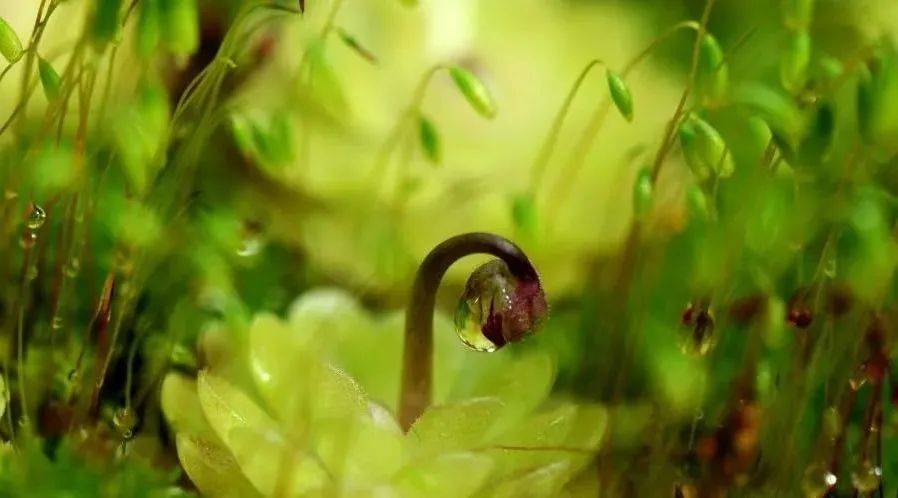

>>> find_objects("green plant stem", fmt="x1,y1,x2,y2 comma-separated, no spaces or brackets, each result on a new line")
541,21,701,217
372,64,445,196
398,232,540,431
528,59,606,194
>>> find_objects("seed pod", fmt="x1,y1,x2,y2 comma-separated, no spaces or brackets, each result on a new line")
698,33,728,103
780,30,811,94
161,0,199,58
511,193,537,237
418,114,441,164
38,57,60,101
679,113,734,180
606,69,633,121
0,17,23,63
632,167,653,217
448,66,497,119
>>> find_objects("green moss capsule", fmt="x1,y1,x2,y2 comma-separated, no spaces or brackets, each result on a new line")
448,66,497,119
679,113,733,180
38,57,61,101
606,69,633,121
0,17,23,63
632,167,653,217
780,30,811,94
418,115,441,164
161,0,199,58
698,34,728,103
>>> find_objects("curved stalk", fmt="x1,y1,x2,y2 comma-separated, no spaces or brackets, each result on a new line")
398,232,541,431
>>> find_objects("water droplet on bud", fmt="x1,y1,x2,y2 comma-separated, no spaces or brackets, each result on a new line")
26,204,46,230
454,259,547,352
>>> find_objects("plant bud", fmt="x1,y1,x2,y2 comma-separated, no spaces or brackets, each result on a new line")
418,114,441,164
679,113,733,180
780,30,811,93
698,33,729,103
38,57,61,101
0,17,23,63
607,69,634,121
454,259,547,352
632,167,653,217
448,66,497,119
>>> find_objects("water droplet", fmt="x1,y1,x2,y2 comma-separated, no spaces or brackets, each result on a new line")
113,407,137,440
26,204,46,230
237,236,263,257
19,230,36,249
64,258,80,278
801,462,837,497
851,459,881,492
454,259,547,352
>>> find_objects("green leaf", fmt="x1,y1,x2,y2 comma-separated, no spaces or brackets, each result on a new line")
449,66,497,119
175,433,262,498
393,452,492,498
37,57,60,101
0,17,23,63
337,28,377,64
227,427,329,496
632,167,653,217
418,114,441,164
196,370,279,449
490,461,572,498
161,373,214,436
409,397,505,454
606,69,633,121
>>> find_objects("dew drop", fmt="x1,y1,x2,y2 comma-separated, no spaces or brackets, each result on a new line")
453,259,547,352
801,462,837,497
851,459,881,492
26,204,46,230
113,407,137,440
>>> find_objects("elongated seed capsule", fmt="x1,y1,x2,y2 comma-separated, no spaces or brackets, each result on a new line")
0,17,23,63
679,114,734,179
418,114,441,164
780,30,811,93
38,57,61,101
606,69,633,121
679,117,710,181
448,66,497,119
632,167,653,217
698,33,728,103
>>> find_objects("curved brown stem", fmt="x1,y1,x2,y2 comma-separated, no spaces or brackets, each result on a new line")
398,232,540,431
